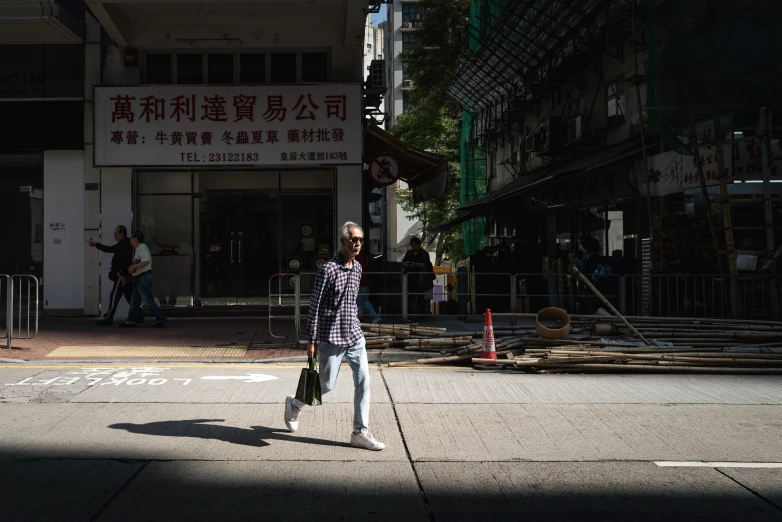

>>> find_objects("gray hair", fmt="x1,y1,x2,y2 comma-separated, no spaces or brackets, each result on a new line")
339,221,363,240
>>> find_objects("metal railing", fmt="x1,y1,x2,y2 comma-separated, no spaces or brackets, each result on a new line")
1,274,40,349
624,274,782,320
266,269,782,341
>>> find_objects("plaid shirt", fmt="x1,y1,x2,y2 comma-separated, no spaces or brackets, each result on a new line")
306,253,364,347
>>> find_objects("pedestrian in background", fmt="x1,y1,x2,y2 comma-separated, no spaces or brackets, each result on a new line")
401,237,435,317
120,231,168,328
284,221,385,451
356,245,381,324
89,225,133,326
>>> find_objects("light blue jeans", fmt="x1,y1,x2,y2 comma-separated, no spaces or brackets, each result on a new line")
126,272,167,324
356,286,380,321
318,337,370,432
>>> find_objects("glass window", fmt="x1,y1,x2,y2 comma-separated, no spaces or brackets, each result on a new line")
137,195,192,306
207,53,234,84
239,53,266,84
145,53,173,84
270,53,297,83
138,171,191,194
301,52,328,82
402,33,419,45
607,83,626,126
176,53,203,84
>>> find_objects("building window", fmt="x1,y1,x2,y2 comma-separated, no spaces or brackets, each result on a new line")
270,53,298,83
176,53,203,85
401,3,420,20
143,51,328,85
606,83,626,128
207,53,234,84
402,33,420,46
301,52,328,82
145,53,173,84
239,53,266,84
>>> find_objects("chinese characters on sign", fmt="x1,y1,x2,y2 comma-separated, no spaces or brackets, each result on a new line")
94,86,361,166
635,138,782,197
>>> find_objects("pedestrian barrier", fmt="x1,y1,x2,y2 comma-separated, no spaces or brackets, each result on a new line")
1,274,40,349
624,273,782,320
267,269,781,340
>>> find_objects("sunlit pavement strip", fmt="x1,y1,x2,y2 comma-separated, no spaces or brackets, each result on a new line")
46,346,247,358
656,461,782,468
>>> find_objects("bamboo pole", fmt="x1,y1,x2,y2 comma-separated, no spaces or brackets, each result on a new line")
571,266,650,345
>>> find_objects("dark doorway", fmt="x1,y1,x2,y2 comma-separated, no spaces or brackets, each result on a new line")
199,192,278,303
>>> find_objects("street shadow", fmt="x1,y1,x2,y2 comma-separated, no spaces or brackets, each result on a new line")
108,419,352,449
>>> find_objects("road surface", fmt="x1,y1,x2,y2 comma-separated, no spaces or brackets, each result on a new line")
1,362,781,521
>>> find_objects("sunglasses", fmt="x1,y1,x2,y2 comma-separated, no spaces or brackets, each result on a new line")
346,236,365,244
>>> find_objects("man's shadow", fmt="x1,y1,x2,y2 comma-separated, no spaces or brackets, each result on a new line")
108,419,352,449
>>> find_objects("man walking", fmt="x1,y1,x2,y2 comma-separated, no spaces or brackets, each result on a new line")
120,231,168,328
284,221,385,451
89,225,133,326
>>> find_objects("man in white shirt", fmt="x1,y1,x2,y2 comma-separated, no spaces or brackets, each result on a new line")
120,231,168,328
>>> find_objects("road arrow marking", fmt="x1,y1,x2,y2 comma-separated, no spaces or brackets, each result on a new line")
201,374,278,383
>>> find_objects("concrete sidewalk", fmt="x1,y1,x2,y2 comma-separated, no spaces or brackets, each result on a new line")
1,316,469,363
2,317,301,361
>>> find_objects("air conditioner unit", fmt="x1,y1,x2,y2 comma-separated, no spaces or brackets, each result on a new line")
413,21,422,28
403,22,412,29
567,115,583,144
411,14,422,20
403,79,413,88
525,133,541,152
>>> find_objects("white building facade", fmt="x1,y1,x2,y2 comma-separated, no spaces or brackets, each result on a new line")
382,0,435,263
1,0,372,316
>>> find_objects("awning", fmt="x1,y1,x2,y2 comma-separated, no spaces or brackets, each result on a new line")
457,138,651,213
423,207,486,243
549,139,646,179
364,124,449,201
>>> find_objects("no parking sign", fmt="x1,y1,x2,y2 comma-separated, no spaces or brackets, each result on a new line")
368,154,400,186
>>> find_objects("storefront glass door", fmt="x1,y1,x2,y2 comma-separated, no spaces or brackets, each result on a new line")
135,169,335,307
198,192,279,304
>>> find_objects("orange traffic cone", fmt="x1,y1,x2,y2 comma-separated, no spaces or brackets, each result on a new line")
479,308,497,364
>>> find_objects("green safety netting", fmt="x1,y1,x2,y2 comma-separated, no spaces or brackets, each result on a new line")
460,111,486,256
460,0,510,255
645,0,782,153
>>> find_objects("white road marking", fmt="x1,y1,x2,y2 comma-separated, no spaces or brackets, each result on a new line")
655,461,782,468
201,374,278,383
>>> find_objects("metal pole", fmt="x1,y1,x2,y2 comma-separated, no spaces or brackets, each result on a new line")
293,275,301,344
6,277,13,349
510,273,517,327
402,273,409,322
760,107,780,320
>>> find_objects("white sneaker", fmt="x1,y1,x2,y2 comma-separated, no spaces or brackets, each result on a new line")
350,429,386,451
284,396,303,432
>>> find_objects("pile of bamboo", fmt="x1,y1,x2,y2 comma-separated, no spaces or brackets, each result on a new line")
468,314,782,375
298,323,484,353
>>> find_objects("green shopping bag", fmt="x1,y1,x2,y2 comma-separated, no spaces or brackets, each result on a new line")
295,357,322,406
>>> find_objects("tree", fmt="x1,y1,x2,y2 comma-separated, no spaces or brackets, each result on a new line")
390,105,465,265
388,0,473,265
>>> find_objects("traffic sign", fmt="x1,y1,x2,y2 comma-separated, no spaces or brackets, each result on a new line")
368,153,400,186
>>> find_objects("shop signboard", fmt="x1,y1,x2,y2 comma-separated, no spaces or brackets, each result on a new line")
635,138,782,196
94,84,362,167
